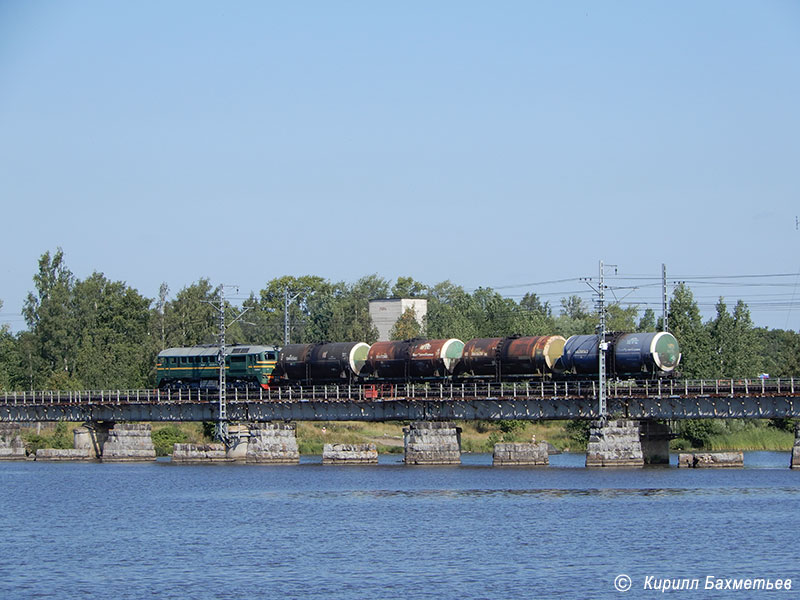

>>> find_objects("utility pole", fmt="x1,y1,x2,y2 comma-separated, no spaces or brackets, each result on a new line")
662,263,669,332
597,261,608,418
205,286,250,445
583,260,616,419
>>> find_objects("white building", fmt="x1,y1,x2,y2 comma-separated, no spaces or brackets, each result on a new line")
368,298,428,341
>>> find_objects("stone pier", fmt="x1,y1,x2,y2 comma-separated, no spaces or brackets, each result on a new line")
403,421,461,465
172,443,230,463
585,419,644,468
101,423,156,462
492,442,549,466
225,424,251,461
678,452,744,468
323,443,379,465
74,424,110,459
35,448,94,461
792,424,800,470
0,424,27,460
246,423,300,464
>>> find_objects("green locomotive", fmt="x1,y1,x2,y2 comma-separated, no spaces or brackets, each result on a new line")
156,345,279,389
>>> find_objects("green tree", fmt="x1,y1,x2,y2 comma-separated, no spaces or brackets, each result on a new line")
163,279,222,347
389,307,422,340
0,300,14,390
391,276,427,298
519,292,551,318
553,295,595,337
71,272,154,388
668,283,712,377
637,308,657,332
606,303,638,332
22,249,77,382
708,298,756,378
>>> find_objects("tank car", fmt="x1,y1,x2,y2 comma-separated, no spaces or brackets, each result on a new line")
560,332,680,377
277,342,370,383
457,335,567,379
365,338,464,380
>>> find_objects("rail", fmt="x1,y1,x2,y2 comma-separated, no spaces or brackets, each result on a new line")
0,378,797,406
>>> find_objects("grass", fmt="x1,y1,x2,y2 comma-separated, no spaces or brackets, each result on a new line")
705,428,794,451
293,420,584,455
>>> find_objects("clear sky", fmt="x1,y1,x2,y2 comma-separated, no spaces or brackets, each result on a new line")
1,1,799,332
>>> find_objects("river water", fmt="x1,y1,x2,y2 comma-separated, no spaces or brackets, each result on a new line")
0,452,798,600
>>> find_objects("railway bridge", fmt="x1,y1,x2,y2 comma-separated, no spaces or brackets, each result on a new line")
1,378,799,468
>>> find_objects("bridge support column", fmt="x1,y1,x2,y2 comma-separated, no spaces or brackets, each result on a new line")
0,424,26,460
323,443,379,465
246,423,300,464
586,419,644,468
74,423,111,459
639,420,671,465
101,423,156,462
226,424,251,461
792,424,800,470
403,421,461,465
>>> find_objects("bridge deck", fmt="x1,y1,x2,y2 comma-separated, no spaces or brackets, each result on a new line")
1,378,798,422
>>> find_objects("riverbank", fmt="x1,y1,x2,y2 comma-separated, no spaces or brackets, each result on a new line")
17,418,797,457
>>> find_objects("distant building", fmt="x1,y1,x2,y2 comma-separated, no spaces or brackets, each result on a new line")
368,298,428,341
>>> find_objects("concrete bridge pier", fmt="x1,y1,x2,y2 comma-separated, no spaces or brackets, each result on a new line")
0,424,26,460
225,424,251,460
792,423,800,469
323,443,379,464
586,419,645,468
100,423,156,462
245,422,300,464
74,423,111,459
492,442,549,466
403,421,462,465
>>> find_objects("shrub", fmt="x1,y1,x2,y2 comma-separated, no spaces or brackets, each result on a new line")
151,425,189,456
565,420,591,448
498,420,524,434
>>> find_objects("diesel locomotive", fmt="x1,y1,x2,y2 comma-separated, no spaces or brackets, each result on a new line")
156,331,680,390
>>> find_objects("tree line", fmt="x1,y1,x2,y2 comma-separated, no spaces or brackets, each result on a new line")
0,249,798,391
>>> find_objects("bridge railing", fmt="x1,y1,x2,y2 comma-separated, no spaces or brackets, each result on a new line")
0,378,797,406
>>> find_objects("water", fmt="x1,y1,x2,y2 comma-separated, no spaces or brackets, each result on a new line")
1,453,798,599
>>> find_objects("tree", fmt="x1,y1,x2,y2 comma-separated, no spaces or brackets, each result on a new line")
71,272,153,388
22,249,78,382
390,307,422,340
163,279,222,347
668,283,712,377
606,304,638,332
553,295,595,337
637,308,656,332
391,276,427,298
709,299,757,378
519,292,551,318
0,300,14,390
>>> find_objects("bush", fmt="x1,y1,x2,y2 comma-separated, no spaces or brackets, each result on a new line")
565,420,591,448
151,425,189,457
22,422,74,455
768,418,798,433
673,420,727,449
498,420,524,434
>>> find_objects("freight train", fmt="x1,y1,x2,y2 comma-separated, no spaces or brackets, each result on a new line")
155,332,680,390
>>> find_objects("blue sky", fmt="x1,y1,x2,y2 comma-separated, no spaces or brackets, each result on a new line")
1,1,799,331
